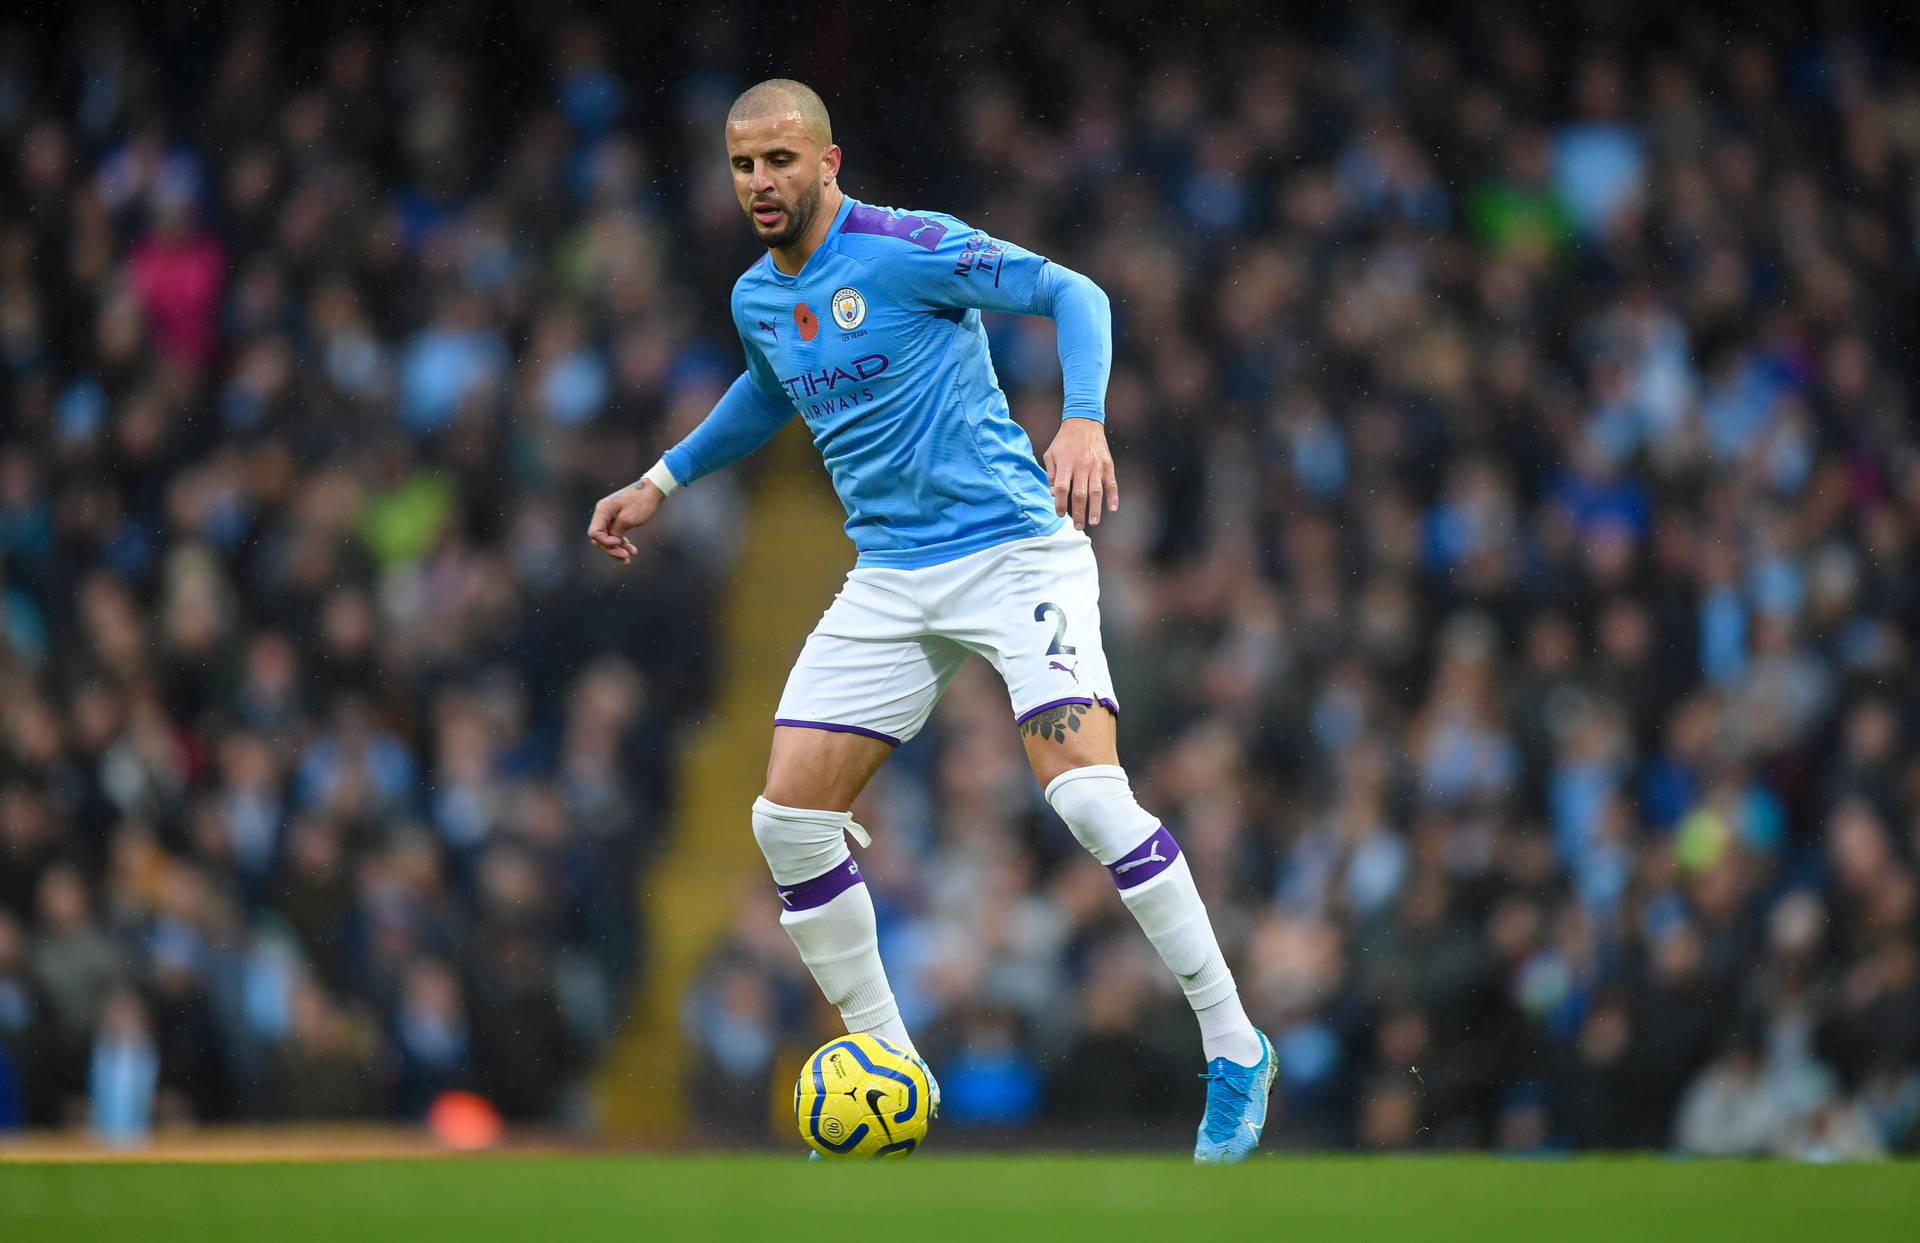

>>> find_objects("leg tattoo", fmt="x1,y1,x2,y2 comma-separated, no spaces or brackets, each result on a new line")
1020,702,1088,744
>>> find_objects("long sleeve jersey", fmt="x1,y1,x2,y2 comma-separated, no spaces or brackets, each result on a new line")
661,196,1112,569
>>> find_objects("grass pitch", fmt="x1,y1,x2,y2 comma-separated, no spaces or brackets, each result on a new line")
2,1154,1912,1242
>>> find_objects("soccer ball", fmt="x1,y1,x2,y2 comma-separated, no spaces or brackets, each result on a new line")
794,1032,931,1158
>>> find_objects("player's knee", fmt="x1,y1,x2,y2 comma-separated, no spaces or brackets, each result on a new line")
751,796,855,885
1043,764,1162,868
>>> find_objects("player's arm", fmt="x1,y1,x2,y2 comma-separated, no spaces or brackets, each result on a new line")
587,344,793,564
880,219,1117,529
1027,261,1116,531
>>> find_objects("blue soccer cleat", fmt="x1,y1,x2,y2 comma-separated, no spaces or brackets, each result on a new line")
1193,1030,1277,1163
914,1052,942,1120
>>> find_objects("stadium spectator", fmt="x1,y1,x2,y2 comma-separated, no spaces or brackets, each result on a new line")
0,5,1915,1156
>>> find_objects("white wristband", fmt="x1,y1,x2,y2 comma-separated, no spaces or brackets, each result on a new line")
639,458,680,498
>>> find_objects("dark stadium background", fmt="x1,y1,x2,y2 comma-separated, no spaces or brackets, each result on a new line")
0,0,1916,1159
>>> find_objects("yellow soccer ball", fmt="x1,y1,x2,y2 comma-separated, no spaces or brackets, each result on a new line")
794,1032,931,1158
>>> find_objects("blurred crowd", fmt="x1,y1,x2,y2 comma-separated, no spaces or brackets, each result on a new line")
1,4,1917,1155
683,6,1920,1156
0,5,733,1136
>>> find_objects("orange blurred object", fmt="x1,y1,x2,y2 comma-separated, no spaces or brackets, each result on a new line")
428,1090,505,1150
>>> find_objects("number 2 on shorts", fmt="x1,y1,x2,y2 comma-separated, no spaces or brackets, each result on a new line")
1034,602,1077,656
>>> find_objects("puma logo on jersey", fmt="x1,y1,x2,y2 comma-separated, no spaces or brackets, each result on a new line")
1048,660,1080,683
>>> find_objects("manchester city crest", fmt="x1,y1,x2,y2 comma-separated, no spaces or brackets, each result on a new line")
831,286,867,330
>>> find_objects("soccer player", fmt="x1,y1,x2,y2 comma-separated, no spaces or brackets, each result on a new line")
588,80,1274,1161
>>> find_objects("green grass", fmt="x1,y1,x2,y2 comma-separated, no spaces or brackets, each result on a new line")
2,1154,1913,1242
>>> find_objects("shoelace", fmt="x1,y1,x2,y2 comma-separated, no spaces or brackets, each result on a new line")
1197,1065,1252,1138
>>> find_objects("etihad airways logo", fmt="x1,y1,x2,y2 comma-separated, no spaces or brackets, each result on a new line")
780,354,890,399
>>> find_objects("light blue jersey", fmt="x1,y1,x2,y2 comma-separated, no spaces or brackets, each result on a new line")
661,196,1112,569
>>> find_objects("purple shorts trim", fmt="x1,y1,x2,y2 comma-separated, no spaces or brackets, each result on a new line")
776,858,865,911
774,719,902,747
1014,696,1120,726
1108,825,1180,889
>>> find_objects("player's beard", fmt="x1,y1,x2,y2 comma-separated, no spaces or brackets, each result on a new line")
753,175,823,250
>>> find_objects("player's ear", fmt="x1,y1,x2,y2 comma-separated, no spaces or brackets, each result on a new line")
822,143,842,184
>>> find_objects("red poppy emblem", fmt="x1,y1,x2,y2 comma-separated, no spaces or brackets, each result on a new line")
794,303,818,341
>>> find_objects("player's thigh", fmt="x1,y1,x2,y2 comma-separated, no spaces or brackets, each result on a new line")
764,724,895,811
942,527,1120,777
770,601,969,809
775,628,966,740
1019,700,1119,789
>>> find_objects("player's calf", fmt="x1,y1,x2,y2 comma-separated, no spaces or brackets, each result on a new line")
1045,765,1274,1161
1044,766,1264,1066
751,797,919,1057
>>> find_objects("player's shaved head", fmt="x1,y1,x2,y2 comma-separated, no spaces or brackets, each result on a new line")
728,79,832,149
726,79,843,260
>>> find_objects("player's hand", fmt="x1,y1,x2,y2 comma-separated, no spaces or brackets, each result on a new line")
587,482,664,565
1043,416,1119,530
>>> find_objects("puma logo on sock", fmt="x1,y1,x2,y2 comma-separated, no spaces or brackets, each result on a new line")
1114,842,1166,874
1108,826,1180,889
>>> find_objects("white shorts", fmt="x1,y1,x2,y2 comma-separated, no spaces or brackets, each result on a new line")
775,525,1117,745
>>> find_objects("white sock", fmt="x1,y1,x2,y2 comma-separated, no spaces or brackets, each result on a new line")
858,1012,919,1059
1045,766,1261,1064
779,883,914,1044
1116,855,1245,1010
753,798,917,1056
1197,993,1264,1067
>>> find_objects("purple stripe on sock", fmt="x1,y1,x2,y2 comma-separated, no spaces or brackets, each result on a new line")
776,858,864,911
1108,825,1180,889
774,719,902,746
